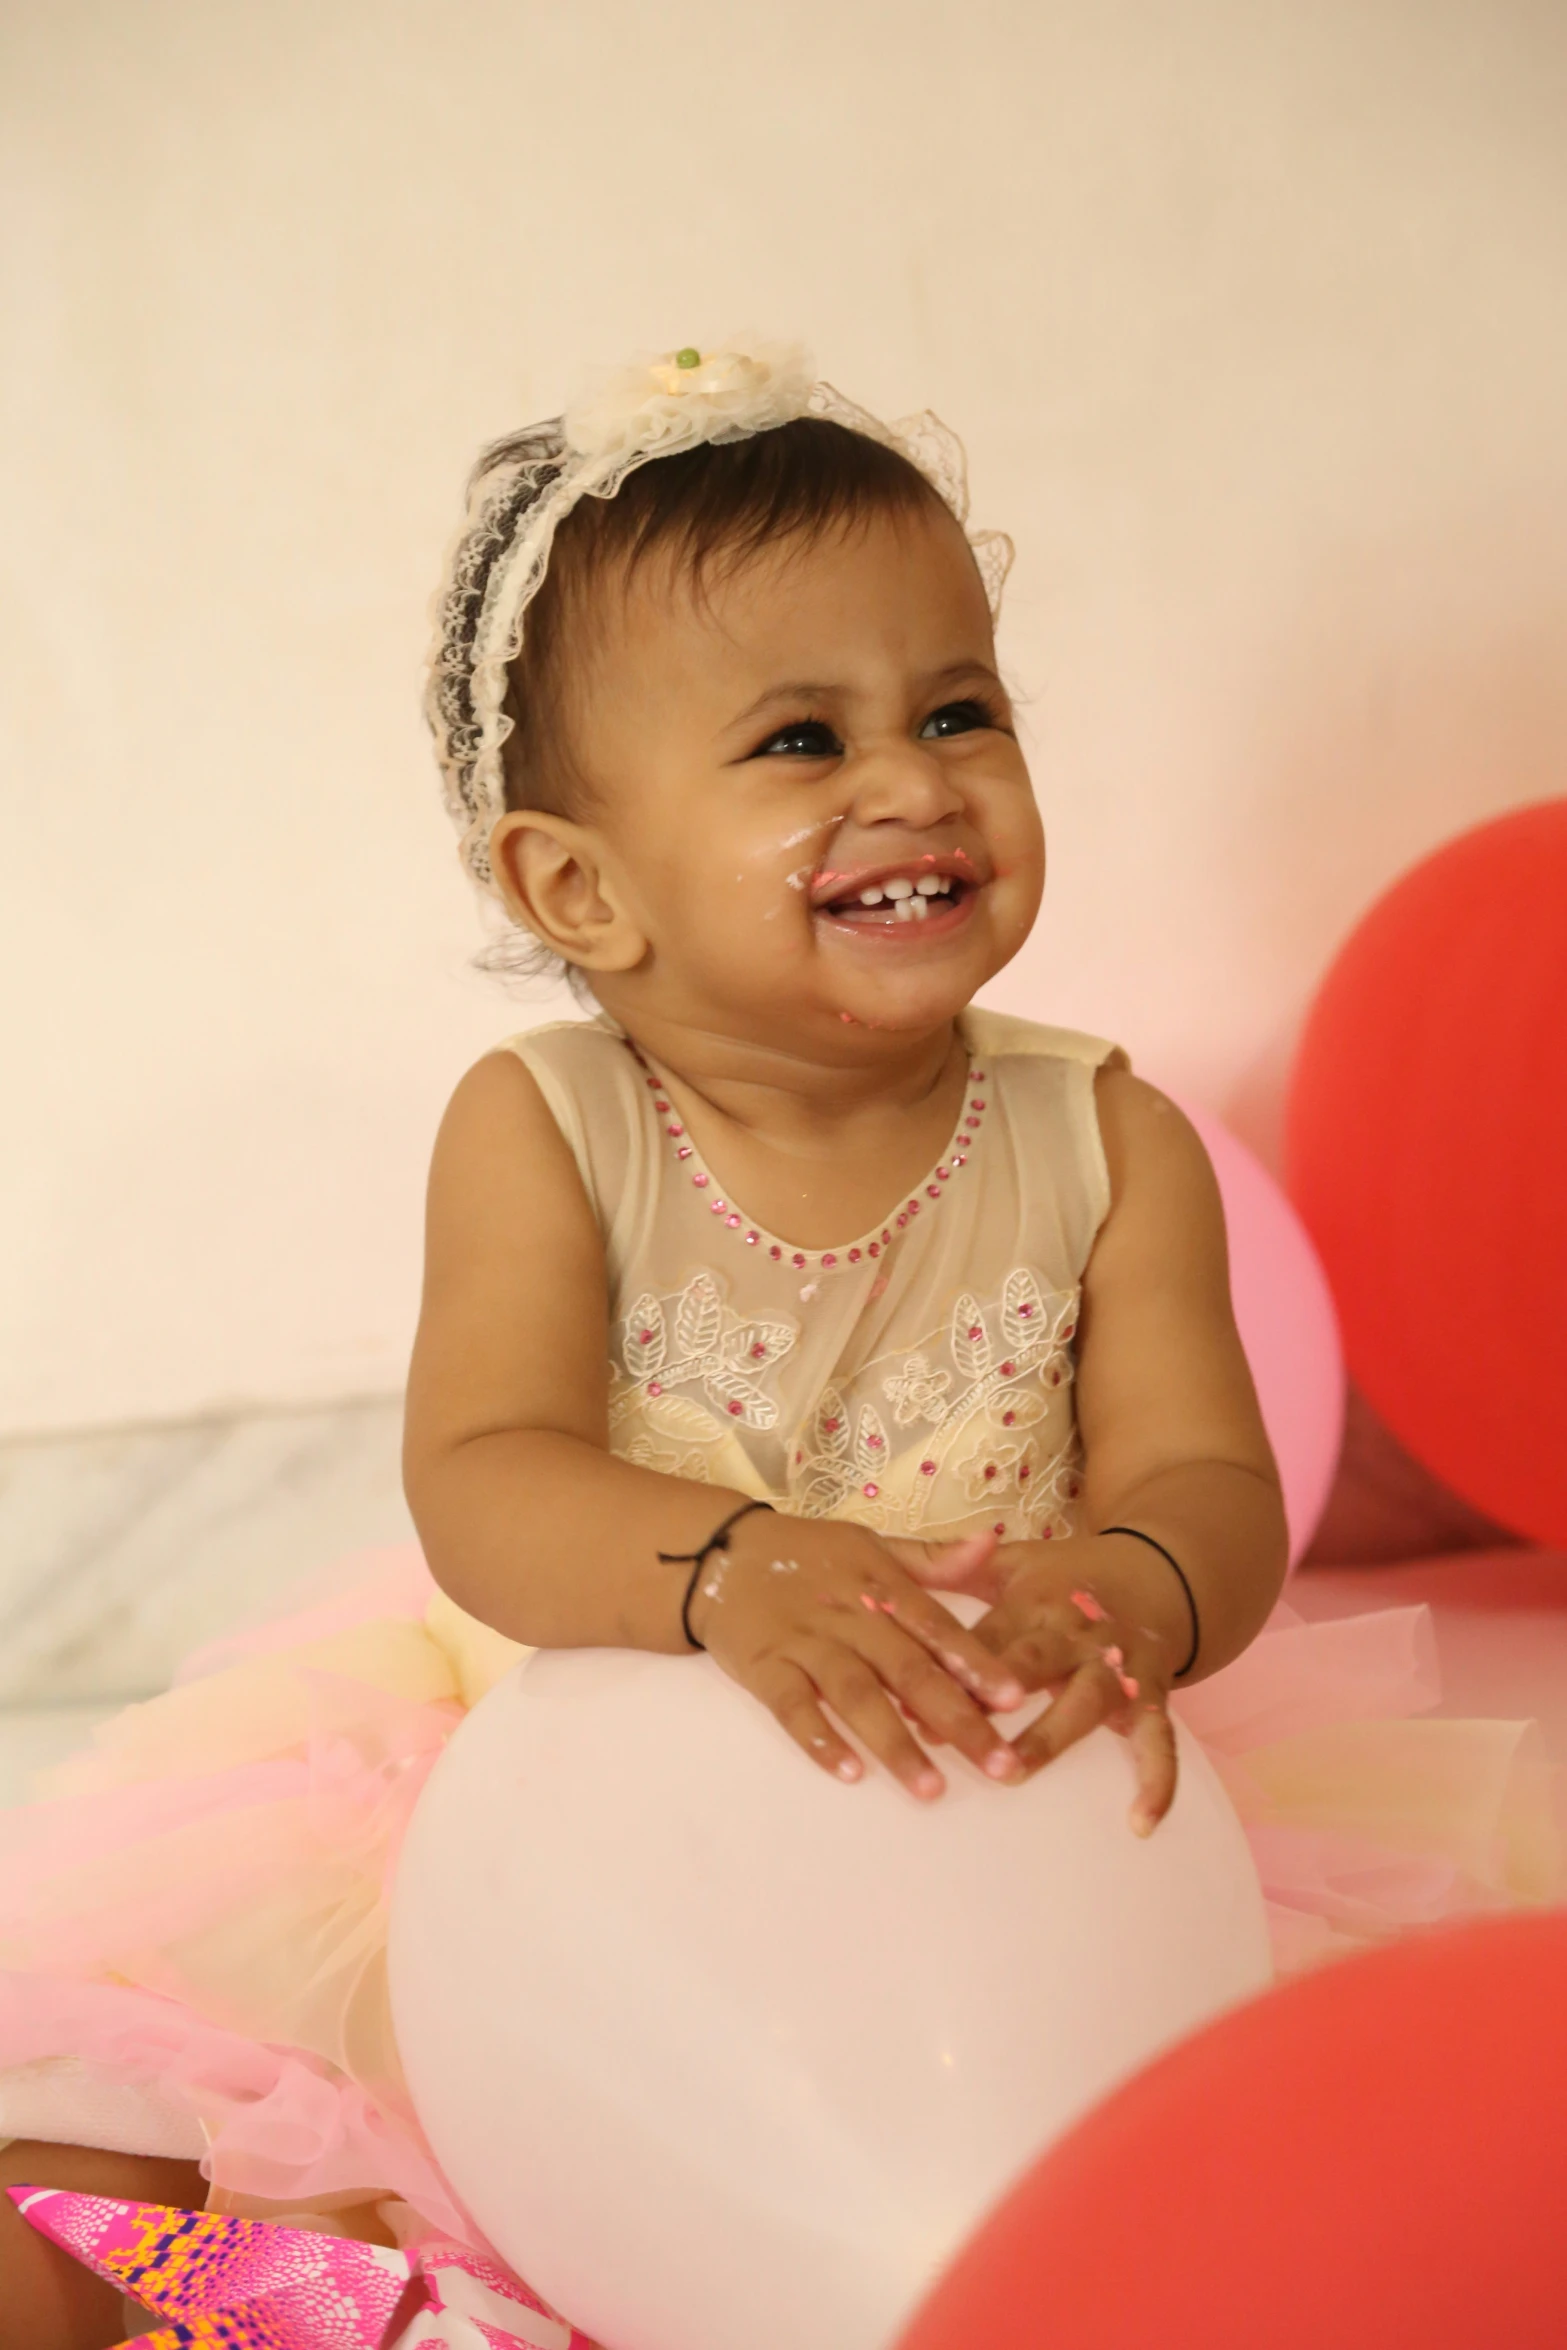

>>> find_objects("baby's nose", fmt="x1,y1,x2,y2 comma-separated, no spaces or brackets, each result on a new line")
845,736,967,829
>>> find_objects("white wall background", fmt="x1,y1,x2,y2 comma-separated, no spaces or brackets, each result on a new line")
3,0,1565,1437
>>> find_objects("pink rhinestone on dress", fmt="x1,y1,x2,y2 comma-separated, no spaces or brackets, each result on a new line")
863,1481,880,1499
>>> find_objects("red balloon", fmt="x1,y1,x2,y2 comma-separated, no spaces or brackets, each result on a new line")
896,1913,1567,2350
1284,799,1567,1547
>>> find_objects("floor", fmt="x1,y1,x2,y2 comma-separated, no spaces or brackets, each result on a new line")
0,1394,411,1805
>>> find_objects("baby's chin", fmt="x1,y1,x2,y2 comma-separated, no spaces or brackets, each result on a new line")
809,966,988,1045
804,924,1020,1041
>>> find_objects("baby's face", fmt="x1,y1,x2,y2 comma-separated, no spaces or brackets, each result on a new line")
517,499,1043,1052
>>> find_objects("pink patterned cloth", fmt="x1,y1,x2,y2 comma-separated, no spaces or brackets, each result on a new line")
9,2185,594,2348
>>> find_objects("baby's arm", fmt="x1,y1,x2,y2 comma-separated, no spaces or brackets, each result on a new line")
1072,1066,1289,1673
921,1068,1289,1828
402,1052,1025,1796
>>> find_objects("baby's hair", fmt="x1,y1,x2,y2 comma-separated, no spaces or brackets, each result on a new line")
498,416,945,824
479,418,949,986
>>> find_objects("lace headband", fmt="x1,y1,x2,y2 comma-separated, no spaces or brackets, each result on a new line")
424,337,1014,897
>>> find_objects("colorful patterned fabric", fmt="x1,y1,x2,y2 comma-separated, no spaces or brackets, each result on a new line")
7,2186,592,2349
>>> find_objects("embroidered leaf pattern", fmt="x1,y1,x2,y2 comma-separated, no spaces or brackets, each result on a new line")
797,1470,856,1518
675,1274,724,1359
705,1363,776,1428
644,1393,726,1444
622,1295,667,1382
854,1404,891,1478
729,1321,795,1374
985,1383,1047,1427
951,1292,992,1383
1001,1268,1049,1352
812,1388,850,1455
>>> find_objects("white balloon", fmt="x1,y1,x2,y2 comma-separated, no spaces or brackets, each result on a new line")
390,1646,1270,2350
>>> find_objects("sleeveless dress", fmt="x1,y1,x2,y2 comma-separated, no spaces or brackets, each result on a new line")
0,1010,1555,2264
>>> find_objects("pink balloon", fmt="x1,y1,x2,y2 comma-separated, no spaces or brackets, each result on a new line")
1177,1104,1344,1566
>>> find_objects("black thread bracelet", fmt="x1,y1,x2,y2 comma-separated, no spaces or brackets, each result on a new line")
1098,1525,1201,1678
658,1500,777,1651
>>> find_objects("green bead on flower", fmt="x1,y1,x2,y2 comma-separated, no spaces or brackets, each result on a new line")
673,347,702,370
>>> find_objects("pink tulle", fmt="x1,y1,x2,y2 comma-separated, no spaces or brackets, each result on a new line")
0,1547,1556,2258
0,1976,474,2245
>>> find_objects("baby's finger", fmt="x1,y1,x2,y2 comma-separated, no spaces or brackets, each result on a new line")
1006,1655,1121,1778
1126,1697,1179,1836
750,1657,863,1785
849,1620,1025,1784
872,1576,1026,1712
806,1644,947,1801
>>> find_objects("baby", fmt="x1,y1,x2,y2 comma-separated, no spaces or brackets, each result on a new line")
404,340,1287,1820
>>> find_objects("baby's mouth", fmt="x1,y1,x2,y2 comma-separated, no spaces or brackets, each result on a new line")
818,872,969,926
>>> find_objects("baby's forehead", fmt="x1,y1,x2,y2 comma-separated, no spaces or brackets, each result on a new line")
607,501,993,683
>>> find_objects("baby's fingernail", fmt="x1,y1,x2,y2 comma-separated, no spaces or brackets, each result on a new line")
837,1756,862,1782
1131,1806,1156,1838
994,1678,1025,1708
916,1768,944,1799
985,1747,1023,1780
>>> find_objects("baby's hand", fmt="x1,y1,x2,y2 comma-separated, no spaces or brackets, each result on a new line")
893,1535,1185,1835
686,1516,1027,1801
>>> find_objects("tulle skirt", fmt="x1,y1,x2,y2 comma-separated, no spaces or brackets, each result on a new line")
0,1547,1557,2259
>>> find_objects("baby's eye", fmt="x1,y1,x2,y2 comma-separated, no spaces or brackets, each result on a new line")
750,719,843,760
919,699,996,740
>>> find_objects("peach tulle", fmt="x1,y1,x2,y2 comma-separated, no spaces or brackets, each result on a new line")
0,1548,1556,2248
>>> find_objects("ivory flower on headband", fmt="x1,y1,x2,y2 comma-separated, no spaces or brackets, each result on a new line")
426,336,1013,897
563,337,817,463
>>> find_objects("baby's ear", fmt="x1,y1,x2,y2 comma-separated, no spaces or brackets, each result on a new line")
489,810,647,974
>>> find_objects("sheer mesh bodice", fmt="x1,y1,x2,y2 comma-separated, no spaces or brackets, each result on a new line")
507,1009,1125,1543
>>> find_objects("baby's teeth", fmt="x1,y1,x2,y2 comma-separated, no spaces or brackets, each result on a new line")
911,894,929,918
883,877,915,900
858,886,885,906
915,875,943,895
